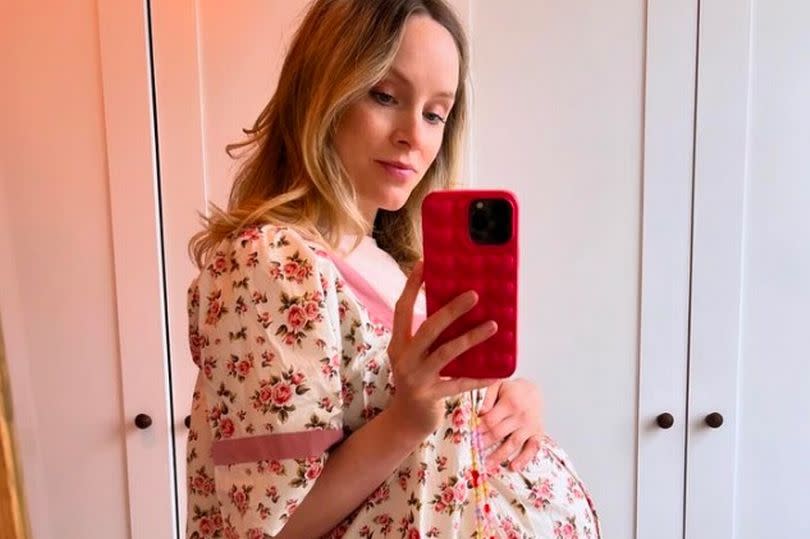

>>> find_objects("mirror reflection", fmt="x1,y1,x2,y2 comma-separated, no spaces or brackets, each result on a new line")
2,1,808,538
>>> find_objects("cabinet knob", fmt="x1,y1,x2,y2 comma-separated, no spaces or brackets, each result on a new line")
134,413,153,430
656,412,675,429
184,415,191,429
705,412,724,429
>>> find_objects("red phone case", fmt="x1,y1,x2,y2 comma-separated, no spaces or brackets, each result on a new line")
421,189,518,379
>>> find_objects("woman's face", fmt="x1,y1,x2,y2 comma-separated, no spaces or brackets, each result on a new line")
334,14,460,227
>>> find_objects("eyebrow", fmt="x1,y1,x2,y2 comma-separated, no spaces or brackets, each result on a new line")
387,67,456,100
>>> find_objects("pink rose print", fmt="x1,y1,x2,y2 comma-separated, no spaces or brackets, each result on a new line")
431,476,468,515
305,459,323,481
204,289,228,326
272,383,293,406
188,330,208,366
190,467,216,496
228,484,252,517
529,478,555,509
238,226,261,244
251,368,309,422
454,483,467,502
219,418,235,439
443,398,467,445
304,300,320,320
259,386,273,404
198,517,215,536
396,469,412,491
291,457,323,489
208,253,227,277
283,261,299,279
275,288,325,346
365,482,390,508
202,357,216,381
287,304,307,331
554,519,579,539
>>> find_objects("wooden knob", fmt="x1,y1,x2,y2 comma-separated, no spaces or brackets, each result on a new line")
656,412,675,429
134,413,152,430
184,415,191,429
705,412,724,428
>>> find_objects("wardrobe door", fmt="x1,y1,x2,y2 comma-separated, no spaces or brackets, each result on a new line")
470,2,649,536
636,2,697,538
686,1,810,537
98,1,177,537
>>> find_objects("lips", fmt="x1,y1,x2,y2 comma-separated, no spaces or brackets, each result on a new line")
376,160,415,172
376,160,416,181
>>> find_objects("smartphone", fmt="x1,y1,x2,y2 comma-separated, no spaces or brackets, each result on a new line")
421,189,518,379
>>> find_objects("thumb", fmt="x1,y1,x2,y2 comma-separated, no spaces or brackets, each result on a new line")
478,380,503,416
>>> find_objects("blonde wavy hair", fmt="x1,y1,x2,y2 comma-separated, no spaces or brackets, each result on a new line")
189,0,469,272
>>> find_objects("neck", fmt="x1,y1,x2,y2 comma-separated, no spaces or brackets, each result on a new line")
357,200,378,236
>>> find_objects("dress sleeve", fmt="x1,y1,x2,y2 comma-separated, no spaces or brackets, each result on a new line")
191,224,345,537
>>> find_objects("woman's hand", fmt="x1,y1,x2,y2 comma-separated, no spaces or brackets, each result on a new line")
387,260,504,440
477,377,545,472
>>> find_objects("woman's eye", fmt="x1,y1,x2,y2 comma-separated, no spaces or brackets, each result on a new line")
424,112,446,125
371,91,395,105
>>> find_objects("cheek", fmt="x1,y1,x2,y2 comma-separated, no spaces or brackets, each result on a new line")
425,132,445,165
336,106,386,159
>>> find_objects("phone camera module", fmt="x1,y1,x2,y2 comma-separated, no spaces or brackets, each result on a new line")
468,198,513,245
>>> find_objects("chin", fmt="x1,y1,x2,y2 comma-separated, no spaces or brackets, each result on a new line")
379,196,412,213
372,190,413,213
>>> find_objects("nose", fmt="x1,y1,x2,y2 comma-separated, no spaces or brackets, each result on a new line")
391,109,424,149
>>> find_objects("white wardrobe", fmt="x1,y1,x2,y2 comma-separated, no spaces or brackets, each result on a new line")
11,0,802,537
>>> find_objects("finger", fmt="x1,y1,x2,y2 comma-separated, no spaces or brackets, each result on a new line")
486,428,531,469
479,414,521,450
478,380,503,416
508,436,542,471
410,290,480,357
391,260,424,347
433,377,502,400
428,320,498,373
477,401,512,433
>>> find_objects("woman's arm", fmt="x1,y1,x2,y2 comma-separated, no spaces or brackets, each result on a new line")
274,406,422,538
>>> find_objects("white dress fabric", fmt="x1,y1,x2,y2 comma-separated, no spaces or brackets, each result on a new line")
184,223,601,539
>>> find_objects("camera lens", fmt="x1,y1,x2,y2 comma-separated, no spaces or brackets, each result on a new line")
468,198,512,245
471,210,489,232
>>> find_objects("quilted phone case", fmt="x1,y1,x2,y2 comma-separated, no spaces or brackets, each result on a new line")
421,189,518,379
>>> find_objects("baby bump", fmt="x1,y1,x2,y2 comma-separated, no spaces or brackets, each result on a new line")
486,435,602,539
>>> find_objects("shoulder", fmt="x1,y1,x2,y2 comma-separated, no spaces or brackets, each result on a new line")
198,223,339,289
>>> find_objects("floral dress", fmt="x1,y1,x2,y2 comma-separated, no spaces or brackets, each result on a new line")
185,223,601,539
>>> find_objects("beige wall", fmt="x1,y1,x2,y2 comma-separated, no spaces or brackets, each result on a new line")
0,1,129,537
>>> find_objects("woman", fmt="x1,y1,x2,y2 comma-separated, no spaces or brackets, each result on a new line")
185,1,601,537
